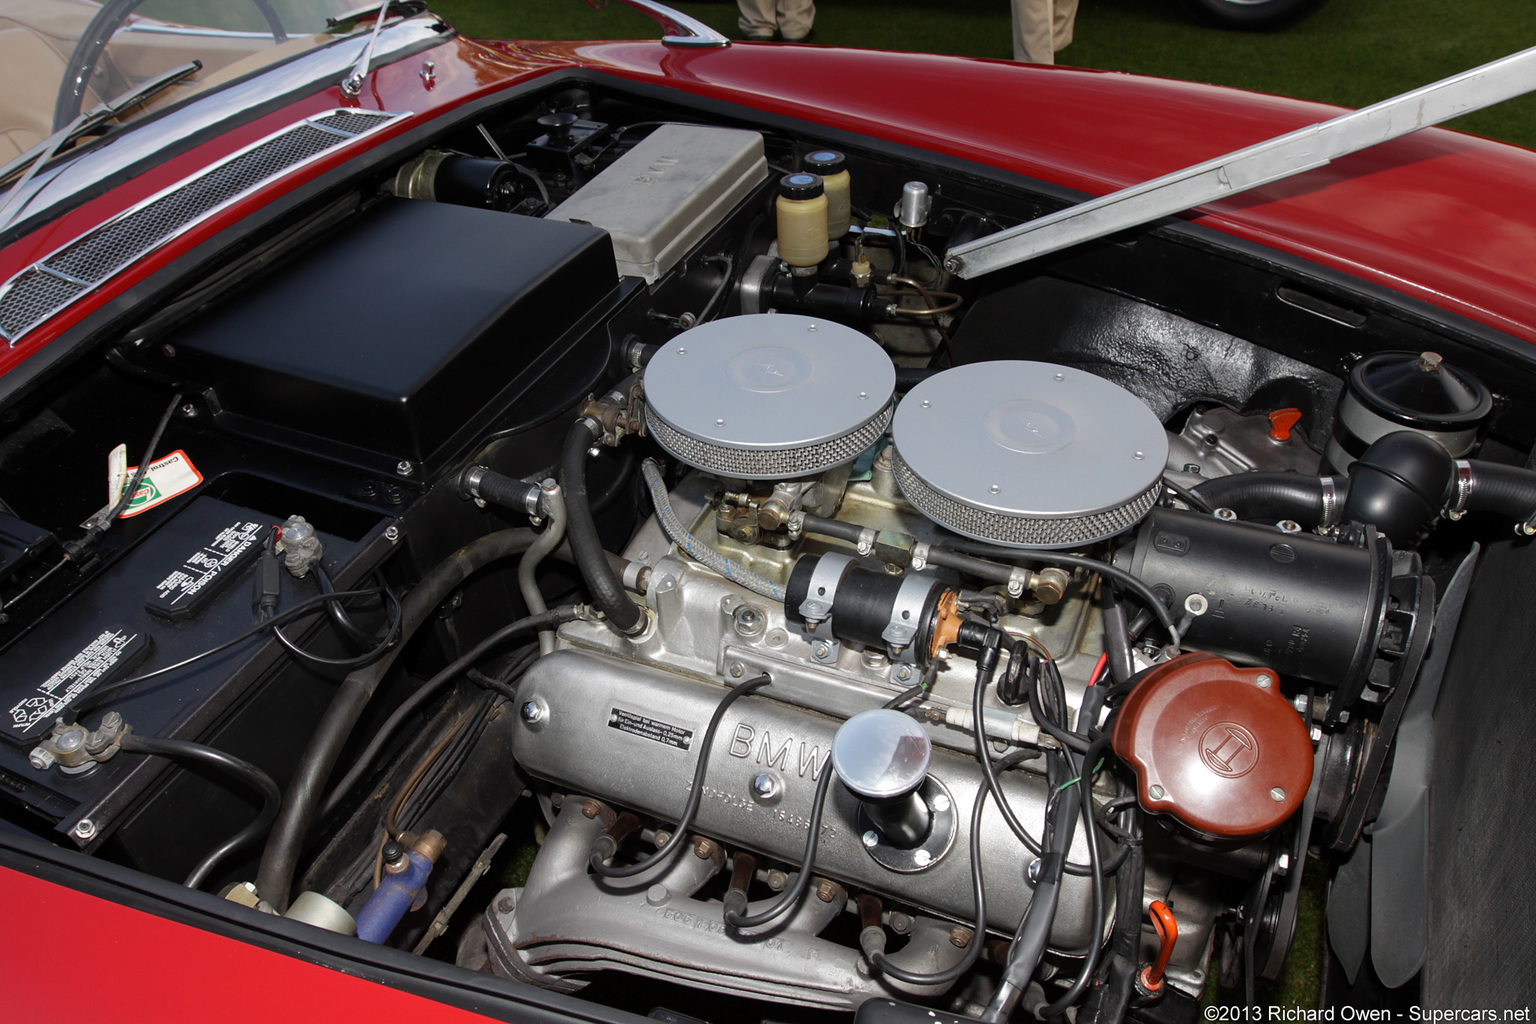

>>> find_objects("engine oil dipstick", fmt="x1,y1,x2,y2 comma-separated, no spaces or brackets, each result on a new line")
1137,900,1178,996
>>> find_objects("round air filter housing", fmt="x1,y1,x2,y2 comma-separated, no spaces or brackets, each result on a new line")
644,314,895,480
891,361,1167,549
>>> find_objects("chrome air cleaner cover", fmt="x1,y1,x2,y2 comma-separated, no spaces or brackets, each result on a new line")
891,361,1167,548
643,314,896,480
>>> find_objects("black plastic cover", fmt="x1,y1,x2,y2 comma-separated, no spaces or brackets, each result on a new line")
166,199,616,465
0,511,53,584
1350,351,1491,429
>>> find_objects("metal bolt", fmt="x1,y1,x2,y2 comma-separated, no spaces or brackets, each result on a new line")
102,712,122,731
716,418,726,427
72,819,97,841
989,484,1001,494
383,524,400,543
1255,673,1273,688
396,460,415,477
646,884,670,907
653,830,672,848
520,700,543,723
894,664,913,682
807,323,818,332
920,399,931,408
862,830,880,848
950,925,974,948
888,912,913,935
931,793,952,813
1310,726,1323,743
728,662,745,678
1270,787,1287,802
581,799,601,819
1277,520,1302,534
1054,373,1065,381
496,895,516,914
1214,507,1238,521
1183,593,1208,616
693,838,716,860
816,879,838,903
28,747,55,770
1148,784,1166,801
861,649,889,670
1277,853,1292,873
766,870,787,891
1134,451,1145,460
733,605,765,638
815,644,830,659
1417,351,1443,371
913,849,933,867
751,773,781,802
54,728,84,753
859,391,868,400
180,402,198,418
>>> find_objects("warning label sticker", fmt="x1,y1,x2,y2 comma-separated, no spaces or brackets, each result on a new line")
8,626,150,740
146,520,267,621
607,707,694,750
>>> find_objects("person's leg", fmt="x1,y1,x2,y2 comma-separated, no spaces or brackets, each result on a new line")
738,0,777,39
1052,0,1079,54
1011,0,1055,63
778,0,816,42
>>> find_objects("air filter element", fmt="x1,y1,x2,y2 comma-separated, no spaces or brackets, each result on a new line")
644,314,895,480
891,361,1167,548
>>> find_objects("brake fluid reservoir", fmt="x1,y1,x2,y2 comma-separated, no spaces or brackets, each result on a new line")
776,172,829,269
803,150,851,239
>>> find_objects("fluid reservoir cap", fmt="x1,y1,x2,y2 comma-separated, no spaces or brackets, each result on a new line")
779,172,824,200
1111,653,1313,839
832,709,932,800
803,150,846,174
1350,350,1491,430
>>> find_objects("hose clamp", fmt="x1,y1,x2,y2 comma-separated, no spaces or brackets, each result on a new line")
1446,460,1475,520
1319,476,1341,528
798,553,856,630
882,572,938,654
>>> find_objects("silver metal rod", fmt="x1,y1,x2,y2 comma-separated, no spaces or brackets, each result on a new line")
944,45,1536,279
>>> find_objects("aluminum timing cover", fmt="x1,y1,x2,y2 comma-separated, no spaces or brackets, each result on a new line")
643,313,895,479
512,649,1099,947
891,361,1167,548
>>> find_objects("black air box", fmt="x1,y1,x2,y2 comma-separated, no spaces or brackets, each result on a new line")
169,199,616,466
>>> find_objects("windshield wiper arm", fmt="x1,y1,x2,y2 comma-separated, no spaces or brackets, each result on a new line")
0,59,203,233
335,2,426,97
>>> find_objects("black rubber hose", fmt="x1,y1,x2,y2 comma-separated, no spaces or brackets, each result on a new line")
255,527,537,912
1465,459,1536,522
119,733,281,891
1188,471,1336,527
922,546,1015,586
1100,588,1135,686
1080,810,1145,1024
460,465,540,515
560,418,645,636
932,538,1179,646
321,607,582,818
723,765,836,931
799,513,867,545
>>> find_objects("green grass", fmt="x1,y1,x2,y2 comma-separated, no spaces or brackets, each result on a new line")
431,0,1536,150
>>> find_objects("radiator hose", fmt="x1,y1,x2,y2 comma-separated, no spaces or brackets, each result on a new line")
255,527,538,912
560,417,646,636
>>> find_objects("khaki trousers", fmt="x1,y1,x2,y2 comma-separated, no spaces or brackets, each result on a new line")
737,0,816,41
1012,0,1078,63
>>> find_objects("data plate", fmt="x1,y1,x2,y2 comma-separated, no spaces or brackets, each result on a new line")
145,519,268,622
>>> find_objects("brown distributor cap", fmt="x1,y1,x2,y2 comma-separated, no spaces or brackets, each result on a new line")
1111,652,1313,839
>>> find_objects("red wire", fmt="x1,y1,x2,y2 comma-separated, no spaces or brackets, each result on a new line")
1087,651,1109,688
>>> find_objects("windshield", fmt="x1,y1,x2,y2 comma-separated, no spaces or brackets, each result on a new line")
0,0,361,164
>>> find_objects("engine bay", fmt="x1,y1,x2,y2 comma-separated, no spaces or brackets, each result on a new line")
1,78,1533,1020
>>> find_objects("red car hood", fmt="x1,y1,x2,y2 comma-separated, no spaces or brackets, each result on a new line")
3,33,1533,382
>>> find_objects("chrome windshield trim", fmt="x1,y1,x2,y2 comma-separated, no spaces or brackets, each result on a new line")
0,14,445,238
120,24,278,40
0,110,410,346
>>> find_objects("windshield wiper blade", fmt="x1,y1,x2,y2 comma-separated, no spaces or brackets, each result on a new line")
0,60,203,232
943,44,1536,279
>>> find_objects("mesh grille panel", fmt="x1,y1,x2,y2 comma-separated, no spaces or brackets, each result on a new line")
1,110,405,344
894,450,1159,548
648,404,892,479
0,269,85,339
47,125,343,281
311,111,396,135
